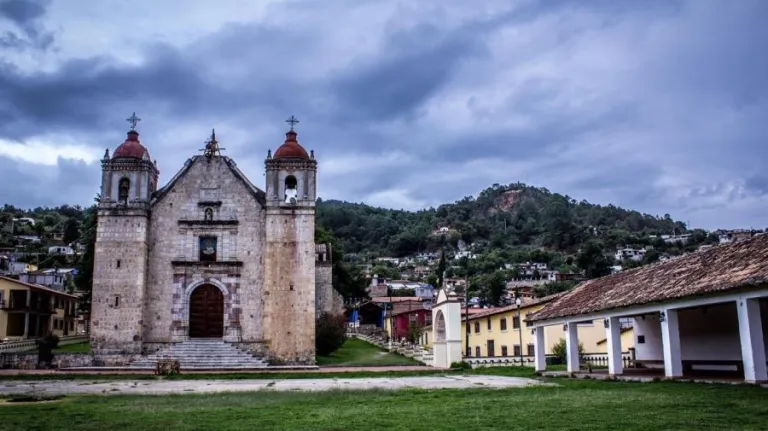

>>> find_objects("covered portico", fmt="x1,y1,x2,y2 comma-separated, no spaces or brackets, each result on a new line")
529,235,768,383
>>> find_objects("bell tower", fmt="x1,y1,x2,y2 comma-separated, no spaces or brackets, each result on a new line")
263,116,318,364
91,112,159,356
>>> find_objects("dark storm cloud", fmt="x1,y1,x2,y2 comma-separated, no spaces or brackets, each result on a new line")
0,155,100,208
0,0,767,229
328,24,488,123
0,0,53,50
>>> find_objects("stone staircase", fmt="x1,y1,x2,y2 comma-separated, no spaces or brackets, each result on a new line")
128,339,268,370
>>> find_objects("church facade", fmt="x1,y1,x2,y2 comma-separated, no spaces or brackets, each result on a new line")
90,119,342,365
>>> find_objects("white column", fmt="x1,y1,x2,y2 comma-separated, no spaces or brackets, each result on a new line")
565,322,580,373
737,298,767,383
606,317,623,376
534,326,546,372
660,309,682,378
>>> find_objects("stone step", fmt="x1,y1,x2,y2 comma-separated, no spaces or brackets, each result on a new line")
128,339,266,370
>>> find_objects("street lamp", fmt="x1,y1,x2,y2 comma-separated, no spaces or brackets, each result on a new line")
515,296,523,365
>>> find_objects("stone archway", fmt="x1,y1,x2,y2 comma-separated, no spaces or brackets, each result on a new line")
189,284,224,338
431,289,462,368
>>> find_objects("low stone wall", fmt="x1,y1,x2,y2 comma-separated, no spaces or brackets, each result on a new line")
0,352,93,369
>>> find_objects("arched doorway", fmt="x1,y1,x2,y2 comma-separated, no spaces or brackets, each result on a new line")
189,284,224,338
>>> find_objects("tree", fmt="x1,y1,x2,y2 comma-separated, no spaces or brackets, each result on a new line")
436,249,447,287
482,270,507,306
532,280,577,298
407,321,424,344
74,200,98,313
63,218,80,245
576,241,612,279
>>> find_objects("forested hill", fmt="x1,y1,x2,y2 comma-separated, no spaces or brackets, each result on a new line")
317,182,706,258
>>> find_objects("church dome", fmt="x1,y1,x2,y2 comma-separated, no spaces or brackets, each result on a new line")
273,130,309,159
113,130,151,160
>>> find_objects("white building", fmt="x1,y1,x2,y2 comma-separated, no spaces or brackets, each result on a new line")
615,248,646,262
454,251,476,260
531,235,768,383
48,245,75,256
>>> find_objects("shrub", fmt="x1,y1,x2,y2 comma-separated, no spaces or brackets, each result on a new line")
451,361,472,370
551,337,584,364
36,333,60,368
316,312,348,356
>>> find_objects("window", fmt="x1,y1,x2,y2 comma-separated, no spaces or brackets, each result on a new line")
512,316,520,329
113,295,120,308
118,177,130,203
466,347,471,357
474,322,480,334
487,340,495,357
487,318,491,331
500,318,508,331
527,344,535,356
526,313,533,327
425,314,432,326
199,236,217,262
475,346,481,357
501,345,508,356
513,345,521,356
116,259,121,268
204,207,214,221
637,335,646,344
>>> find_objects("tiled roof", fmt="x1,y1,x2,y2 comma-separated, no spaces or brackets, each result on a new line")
370,296,423,303
531,234,768,322
465,292,567,321
0,276,79,298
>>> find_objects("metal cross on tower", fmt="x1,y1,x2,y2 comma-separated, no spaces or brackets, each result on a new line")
126,112,142,130
285,115,299,131
200,129,226,157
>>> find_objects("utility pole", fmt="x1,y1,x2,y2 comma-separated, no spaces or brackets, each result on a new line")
464,265,470,358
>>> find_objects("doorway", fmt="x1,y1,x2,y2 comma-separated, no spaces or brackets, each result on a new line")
189,284,224,338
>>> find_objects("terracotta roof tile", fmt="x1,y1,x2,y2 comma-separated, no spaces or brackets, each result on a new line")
531,234,768,322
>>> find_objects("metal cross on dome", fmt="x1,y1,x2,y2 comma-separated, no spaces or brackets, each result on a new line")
285,115,299,131
126,112,141,130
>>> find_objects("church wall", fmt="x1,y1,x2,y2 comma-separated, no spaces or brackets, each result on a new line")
145,157,265,345
91,212,149,354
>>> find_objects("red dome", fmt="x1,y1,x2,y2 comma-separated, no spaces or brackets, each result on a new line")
113,131,150,159
273,130,309,159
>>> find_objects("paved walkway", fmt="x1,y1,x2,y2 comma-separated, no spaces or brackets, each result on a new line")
0,375,548,396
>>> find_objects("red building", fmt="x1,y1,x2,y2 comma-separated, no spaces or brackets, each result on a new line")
390,308,432,341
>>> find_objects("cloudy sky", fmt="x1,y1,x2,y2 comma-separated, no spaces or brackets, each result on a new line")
1,0,766,229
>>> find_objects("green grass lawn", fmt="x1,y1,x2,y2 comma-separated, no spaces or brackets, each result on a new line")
316,338,422,367
53,342,90,353
0,377,766,430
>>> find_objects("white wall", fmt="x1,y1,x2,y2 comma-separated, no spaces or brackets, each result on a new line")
633,300,768,362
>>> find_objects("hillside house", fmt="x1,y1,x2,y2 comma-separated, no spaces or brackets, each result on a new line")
530,235,768,383
47,245,75,256
615,248,646,262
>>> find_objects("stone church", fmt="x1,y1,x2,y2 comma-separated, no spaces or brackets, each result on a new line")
90,117,343,366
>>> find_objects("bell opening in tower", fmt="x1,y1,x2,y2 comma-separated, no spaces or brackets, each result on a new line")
284,175,298,204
